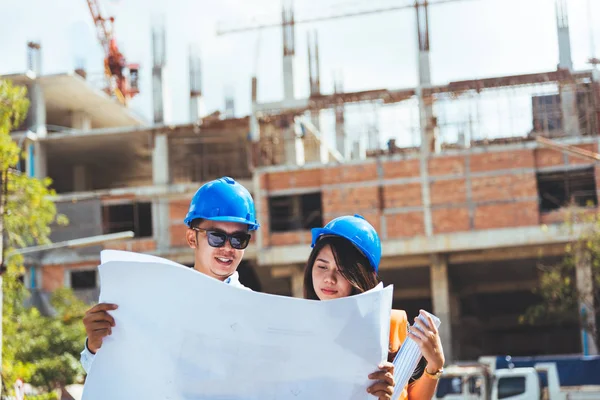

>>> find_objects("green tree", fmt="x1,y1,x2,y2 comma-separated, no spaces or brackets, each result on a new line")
522,208,600,352
1,80,85,397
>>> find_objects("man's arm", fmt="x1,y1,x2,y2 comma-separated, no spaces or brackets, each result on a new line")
80,303,118,373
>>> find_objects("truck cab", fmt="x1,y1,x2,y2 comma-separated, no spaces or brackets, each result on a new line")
435,365,489,400
435,356,600,400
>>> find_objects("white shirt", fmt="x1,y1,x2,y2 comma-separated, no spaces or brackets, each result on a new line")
80,271,249,374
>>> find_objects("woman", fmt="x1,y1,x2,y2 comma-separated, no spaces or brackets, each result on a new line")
305,214,445,400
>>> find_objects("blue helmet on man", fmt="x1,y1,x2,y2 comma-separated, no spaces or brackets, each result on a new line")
184,176,260,231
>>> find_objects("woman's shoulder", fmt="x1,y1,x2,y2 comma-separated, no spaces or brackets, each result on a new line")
391,309,408,324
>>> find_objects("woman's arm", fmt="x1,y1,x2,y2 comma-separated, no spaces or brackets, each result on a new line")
407,366,442,399
406,310,445,400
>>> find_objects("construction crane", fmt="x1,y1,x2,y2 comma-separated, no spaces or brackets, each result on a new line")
86,0,139,105
216,0,477,36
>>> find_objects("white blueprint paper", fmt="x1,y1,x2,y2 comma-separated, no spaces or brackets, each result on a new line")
82,250,393,400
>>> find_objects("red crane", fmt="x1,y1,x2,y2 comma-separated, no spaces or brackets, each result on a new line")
86,0,139,105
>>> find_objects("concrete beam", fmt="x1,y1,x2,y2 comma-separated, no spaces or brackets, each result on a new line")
394,287,431,300
382,224,580,259
448,244,566,265
379,255,432,269
251,70,592,116
51,179,254,203
257,224,581,266
393,280,539,301
458,280,538,297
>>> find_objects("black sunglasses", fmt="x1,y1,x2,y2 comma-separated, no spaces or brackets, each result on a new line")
191,227,251,250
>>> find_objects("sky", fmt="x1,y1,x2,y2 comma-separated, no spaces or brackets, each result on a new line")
1,0,599,146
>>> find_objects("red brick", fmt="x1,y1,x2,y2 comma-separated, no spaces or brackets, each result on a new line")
430,179,467,206
471,150,535,172
170,199,191,221
569,144,597,165
41,265,64,291
535,148,565,168
267,169,322,191
474,201,539,230
432,208,470,234
103,241,128,251
130,239,157,253
384,184,422,208
429,156,466,176
270,231,311,246
323,163,377,184
383,159,420,179
170,224,189,248
386,212,425,238
471,174,537,202
323,186,380,214
258,172,268,188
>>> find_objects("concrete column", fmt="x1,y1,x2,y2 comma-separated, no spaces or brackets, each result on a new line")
555,0,580,137
556,0,573,71
282,3,295,100
416,1,438,155
152,133,171,251
250,77,260,143
283,56,295,101
430,254,453,362
303,117,323,164
189,44,204,122
152,21,170,125
419,152,433,237
561,85,580,136
73,164,88,191
33,141,47,179
252,172,263,251
29,81,47,136
284,124,304,166
334,76,346,158
71,111,91,131
576,248,598,355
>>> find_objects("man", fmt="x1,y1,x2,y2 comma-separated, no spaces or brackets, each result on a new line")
80,176,259,373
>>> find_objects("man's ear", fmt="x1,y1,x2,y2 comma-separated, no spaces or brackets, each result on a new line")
186,228,197,249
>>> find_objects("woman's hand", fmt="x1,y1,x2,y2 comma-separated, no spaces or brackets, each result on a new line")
367,361,395,399
408,309,445,373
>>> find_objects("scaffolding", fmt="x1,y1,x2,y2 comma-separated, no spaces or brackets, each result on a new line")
253,70,600,163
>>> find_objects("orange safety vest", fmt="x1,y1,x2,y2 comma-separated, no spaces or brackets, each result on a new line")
389,309,410,400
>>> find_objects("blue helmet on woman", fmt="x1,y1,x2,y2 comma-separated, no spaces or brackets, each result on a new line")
184,176,260,231
311,214,381,272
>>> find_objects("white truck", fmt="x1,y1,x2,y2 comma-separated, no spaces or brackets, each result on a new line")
434,357,600,400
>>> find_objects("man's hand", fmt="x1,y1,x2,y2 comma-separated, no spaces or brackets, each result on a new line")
367,361,395,399
83,303,118,353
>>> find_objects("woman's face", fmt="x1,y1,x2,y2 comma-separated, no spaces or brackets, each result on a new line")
311,244,353,300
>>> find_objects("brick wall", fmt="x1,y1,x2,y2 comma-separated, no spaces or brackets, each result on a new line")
260,144,600,246
41,265,65,291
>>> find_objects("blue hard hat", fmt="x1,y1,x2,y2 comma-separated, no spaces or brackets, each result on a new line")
184,176,260,231
311,214,381,272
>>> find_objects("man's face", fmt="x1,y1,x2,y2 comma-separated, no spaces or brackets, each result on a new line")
186,220,249,281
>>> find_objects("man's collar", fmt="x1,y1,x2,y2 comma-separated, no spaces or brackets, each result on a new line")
224,271,239,285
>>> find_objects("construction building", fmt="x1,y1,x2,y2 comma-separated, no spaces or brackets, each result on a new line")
6,0,600,362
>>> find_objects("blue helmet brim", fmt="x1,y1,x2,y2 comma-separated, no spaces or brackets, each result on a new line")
186,216,260,231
